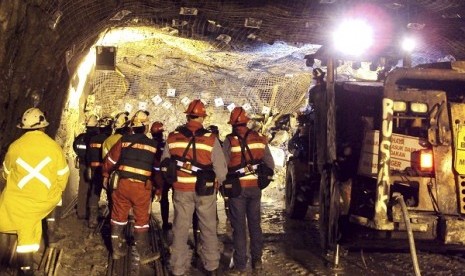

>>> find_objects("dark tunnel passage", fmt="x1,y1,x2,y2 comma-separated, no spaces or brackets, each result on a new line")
3,1,465,275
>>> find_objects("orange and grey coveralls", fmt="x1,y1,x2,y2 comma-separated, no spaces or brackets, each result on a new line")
161,120,227,275
223,126,275,271
0,130,69,254
102,133,157,232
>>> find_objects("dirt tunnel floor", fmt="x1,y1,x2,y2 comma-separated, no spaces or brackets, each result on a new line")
26,198,465,276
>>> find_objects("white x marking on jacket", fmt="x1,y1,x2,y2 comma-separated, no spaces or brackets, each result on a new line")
16,157,52,189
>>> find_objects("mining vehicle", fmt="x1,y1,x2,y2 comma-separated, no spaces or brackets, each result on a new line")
285,60,465,250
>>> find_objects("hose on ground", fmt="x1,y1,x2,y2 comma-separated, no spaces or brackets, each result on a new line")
393,192,421,276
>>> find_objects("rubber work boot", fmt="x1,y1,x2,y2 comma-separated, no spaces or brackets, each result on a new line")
134,231,160,265
206,269,218,276
111,225,127,259
46,218,65,247
17,252,34,276
252,259,263,271
88,206,99,229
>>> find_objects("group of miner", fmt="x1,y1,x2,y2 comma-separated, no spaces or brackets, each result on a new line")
0,98,275,276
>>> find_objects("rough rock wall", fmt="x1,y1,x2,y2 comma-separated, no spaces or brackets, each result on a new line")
0,1,68,159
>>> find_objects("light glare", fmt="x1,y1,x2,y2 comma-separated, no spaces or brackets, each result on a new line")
333,19,373,56
402,37,416,52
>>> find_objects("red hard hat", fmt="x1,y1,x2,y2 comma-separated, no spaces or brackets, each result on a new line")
150,121,164,133
228,107,250,125
185,99,207,117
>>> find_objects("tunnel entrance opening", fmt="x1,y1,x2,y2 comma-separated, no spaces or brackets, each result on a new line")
58,26,317,206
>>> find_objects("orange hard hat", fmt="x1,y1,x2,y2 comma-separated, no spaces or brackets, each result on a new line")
150,121,164,133
228,107,250,125
185,99,207,117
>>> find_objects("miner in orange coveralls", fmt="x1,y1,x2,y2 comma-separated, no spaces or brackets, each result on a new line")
102,110,159,268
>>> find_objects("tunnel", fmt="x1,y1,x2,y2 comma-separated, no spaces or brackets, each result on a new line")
2,0,465,275
2,0,465,201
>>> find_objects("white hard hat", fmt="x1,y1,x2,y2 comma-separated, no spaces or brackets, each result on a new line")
17,108,49,129
86,114,99,127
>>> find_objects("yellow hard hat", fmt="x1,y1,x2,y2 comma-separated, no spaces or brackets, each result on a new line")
113,111,129,129
17,108,49,129
130,110,150,127
85,114,99,127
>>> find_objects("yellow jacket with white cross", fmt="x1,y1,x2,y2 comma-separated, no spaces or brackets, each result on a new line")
1,130,69,203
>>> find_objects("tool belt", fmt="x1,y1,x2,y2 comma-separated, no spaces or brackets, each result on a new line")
256,162,274,190
221,172,241,198
176,159,216,196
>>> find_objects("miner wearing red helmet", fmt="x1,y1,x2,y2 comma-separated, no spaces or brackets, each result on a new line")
223,106,275,274
161,99,227,276
102,110,159,266
150,121,172,230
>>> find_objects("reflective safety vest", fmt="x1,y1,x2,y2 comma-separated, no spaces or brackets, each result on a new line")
0,130,69,253
226,127,267,188
166,125,215,192
88,133,110,168
73,129,98,163
117,134,157,182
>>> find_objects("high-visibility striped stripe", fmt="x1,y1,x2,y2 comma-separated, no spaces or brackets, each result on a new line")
240,174,258,180
177,176,197,183
3,161,10,174
90,143,102,148
169,142,189,149
91,162,101,167
134,224,149,229
108,156,117,164
118,165,151,176
16,244,40,253
231,143,265,152
76,144,86,149
169,142,212,152
111,219,128,225
122,142,156,153
57,165,69,176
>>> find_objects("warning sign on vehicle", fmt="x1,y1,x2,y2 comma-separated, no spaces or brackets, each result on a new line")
358,130,426,177
454,126,465,175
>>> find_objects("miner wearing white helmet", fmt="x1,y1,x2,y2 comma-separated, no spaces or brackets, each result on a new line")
72,114,100,220
102,111,130,158
102,110,159,269
0,107,69,275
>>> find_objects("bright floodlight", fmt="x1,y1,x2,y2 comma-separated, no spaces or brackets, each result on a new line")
333,19,373,56
402,37,416,52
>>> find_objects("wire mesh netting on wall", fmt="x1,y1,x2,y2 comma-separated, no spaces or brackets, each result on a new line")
89,27,314,135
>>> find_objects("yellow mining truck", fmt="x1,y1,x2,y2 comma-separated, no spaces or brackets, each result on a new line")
286,61,465,250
